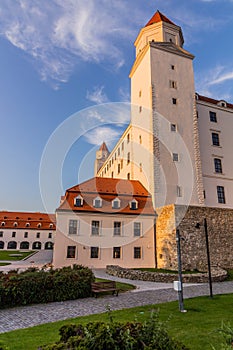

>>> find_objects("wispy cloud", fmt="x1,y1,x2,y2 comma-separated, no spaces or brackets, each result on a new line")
196,65,233,101
0,0,140,87
83,126,123,147
86,86,109,104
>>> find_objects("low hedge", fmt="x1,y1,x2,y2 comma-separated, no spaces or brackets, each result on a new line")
39,313,189,349
0,265,95,308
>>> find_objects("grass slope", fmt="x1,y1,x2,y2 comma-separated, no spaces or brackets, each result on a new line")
0,250,35,261
0,294,232,349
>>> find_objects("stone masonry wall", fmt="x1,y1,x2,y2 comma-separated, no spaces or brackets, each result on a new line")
106,265,227,283
156,204,233,271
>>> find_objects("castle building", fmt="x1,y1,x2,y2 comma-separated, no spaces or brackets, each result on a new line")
0,211,55,250
53,177,155,268
95,10,233,211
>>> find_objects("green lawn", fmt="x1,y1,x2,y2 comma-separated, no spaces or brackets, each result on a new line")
0,250,35,261
0,262,11,266
0,294,233,350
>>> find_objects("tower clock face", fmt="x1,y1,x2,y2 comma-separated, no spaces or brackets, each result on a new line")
96,152,102,159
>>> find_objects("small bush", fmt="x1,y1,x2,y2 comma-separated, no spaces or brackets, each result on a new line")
0,265,94,308
39,312,189,350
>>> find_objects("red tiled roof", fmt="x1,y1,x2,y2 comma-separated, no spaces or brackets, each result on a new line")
0,211,56,230
58,177,155,215
197,94,233,110
145,10,175,27
99,142,109,152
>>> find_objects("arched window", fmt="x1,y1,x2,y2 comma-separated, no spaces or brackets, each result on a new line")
112,198,121,209
93,196,102,208
0,241,4,249
37,223,42,228
25,222,30,227
49,223,53,228
7,241,17,249
129,199,138,210
13,222,18,227
74,195,84,207
45,242,54,250
32,241,41,250
20,241,29,249
1,222,5,227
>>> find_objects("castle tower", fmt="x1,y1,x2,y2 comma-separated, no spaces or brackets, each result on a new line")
94,142,110,175
129,10,204,207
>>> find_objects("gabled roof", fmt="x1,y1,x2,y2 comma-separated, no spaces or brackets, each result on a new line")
0,211,56,230
58,177,155,216
145,10,175,27
196,93,233,110
99,142,109,152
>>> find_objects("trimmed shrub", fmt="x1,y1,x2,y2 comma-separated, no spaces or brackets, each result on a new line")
0,265,94,308
39,312,189,349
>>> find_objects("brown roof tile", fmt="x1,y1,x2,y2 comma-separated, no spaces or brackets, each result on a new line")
0,211,56,230
145,10,175,27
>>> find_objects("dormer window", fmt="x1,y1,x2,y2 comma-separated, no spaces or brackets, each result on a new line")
74,195,84,207
37,223,42,228
93,196,102,208
129,199,138,210
13,222,18,227
112,198,121,209
1,222,5,227
49,223,53,228
217,100,227,108
26,222,30,227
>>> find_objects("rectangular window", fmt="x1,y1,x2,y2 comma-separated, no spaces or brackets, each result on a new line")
111,171,114,178
134,247,141,259
139,135,142,144
91,246,99,258
169,80,177,89
113,222,121,236
212,133,220,146
127,152,130,164
69,219,78,235
24,232,28,238
12,232,16,238
139,106,142,113
113,247,121,259
118,163,120,174
36,232,40,238
217,186,225,204
172,98,177,105
173,153,179,162
121,159,123,169
91,221,100,235
127,173,130,180
66,246,76,258
127,134,130,143
0,231,3,237
48,232,52,239
177,186,182,197
134,222,141,237
122,142,124,151
210,111,217,122
118,147,120,156
214,158,222,173
171,123,177,132
171,64,175,70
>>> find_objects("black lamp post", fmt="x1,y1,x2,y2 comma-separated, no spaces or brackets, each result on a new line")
176,228,186,312
195,218,213,298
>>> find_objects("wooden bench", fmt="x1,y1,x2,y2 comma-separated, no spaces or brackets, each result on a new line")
91,281,119,298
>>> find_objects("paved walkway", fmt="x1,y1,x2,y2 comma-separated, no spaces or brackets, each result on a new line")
1,275,233,334
0,250,53,272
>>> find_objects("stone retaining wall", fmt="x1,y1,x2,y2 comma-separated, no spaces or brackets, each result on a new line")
156,204,233,271
106,265,227,283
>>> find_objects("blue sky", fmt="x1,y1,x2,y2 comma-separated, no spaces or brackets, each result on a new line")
1,0,233,213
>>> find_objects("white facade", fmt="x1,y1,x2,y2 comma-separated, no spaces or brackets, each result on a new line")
0,212,55,250
96,10,233,210
53,177,156,269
